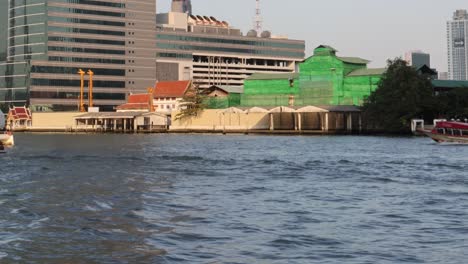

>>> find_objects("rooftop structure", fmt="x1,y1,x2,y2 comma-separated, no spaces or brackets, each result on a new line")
156,7,305,89
447,9,468,80
171,0,192,15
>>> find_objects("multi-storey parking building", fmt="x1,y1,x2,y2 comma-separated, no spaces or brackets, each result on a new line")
155,10,305,88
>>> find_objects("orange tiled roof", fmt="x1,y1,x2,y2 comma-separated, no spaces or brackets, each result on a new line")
128,94,151,104
116,93,152,111
154,80,191,98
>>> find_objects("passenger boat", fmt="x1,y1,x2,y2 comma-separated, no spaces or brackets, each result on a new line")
423,121,468,144
0,131,14,146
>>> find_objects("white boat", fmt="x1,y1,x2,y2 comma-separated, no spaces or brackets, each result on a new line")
0,132,14,146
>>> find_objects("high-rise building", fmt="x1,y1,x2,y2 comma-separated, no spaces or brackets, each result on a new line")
0,0,157,111
0,1,7,61
447,9,468,80
171,0,192,15
405,50,431,69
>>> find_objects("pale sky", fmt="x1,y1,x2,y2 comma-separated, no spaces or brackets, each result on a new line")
158,0,468,72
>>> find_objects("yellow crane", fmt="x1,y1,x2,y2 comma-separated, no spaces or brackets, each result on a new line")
147,87,155,112
77,69,86,112
87,69,94,108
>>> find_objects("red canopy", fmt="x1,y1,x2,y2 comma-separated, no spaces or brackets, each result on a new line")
436,121,468,130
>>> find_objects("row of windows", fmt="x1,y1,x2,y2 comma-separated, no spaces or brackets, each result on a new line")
157,43,305,58
49,0,125,8
48,6,125,18
9,44,46,56
48,26,126,36
0,77,29,88
157,34,305,50
0,60,29,71
49,36,125,46
9,34,46,47
0,89,28,102
48,46,126,55
32,79,125,88
31,66,126,76
48,56,125,65
7,53,46,61
10,14,45,28
9,0,45,7
9,4,45,18
157,52,193,59
48,16,125,27
9,23,45,36
30,91,126,100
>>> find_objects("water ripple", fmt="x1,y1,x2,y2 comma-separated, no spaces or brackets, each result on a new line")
0,134,467,263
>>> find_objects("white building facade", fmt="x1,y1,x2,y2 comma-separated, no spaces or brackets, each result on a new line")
447,10,468,80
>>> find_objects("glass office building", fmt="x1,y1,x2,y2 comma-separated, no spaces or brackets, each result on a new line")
1,0,156,111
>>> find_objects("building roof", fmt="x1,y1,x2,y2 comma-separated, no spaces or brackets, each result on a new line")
432,80,468,89
154,80,191,98
116,94,152,111
347,68,386,77
246,72,299,81
237,105,361,113
338,57,370,65
416,65,438,76
316,45,337,52
206,85,244,94
128,94,151,104
8,106,32,120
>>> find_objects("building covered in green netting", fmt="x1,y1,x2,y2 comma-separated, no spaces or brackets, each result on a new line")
241,45,386,107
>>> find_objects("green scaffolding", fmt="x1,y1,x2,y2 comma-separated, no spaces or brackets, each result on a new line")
239,45,384,107
205,93,241,109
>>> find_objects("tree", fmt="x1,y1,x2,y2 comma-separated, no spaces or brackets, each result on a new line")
362,58,436,133
0,104,8,114
174,83,207,121
435,88,468,119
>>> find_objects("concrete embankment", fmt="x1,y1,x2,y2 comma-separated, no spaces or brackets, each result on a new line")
18,110,364,135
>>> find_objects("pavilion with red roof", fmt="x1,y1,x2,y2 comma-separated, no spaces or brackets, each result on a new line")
7,106,32,130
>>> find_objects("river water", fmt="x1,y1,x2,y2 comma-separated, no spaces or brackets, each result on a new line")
0,134,467,263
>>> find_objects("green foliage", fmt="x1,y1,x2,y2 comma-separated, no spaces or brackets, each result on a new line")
362,58,436,133
0,104,8,113
175,84,207,121
435,88,468,119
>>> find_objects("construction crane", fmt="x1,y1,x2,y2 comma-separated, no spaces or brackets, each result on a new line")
87,69,94,108
77,69,86,112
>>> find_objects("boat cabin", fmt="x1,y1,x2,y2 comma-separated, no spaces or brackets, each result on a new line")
432,121,468,137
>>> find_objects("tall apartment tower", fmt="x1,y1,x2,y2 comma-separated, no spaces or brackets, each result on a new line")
171,0,192,15
0,0,157,111
447,9,468,80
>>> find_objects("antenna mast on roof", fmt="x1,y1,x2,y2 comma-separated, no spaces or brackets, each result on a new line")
254,0,263,36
